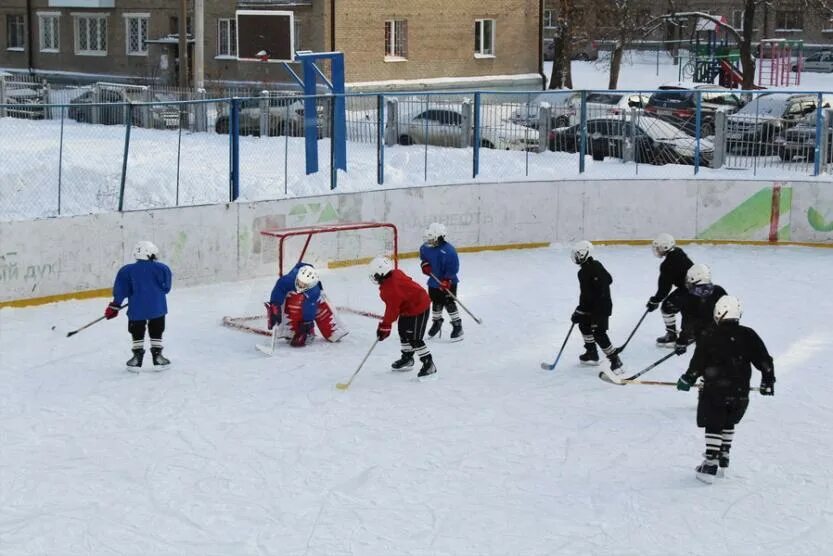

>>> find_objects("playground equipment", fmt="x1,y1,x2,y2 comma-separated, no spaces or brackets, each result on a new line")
757,38,803,87
681,15,745,88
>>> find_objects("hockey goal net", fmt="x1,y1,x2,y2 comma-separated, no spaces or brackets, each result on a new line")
222,222,398,336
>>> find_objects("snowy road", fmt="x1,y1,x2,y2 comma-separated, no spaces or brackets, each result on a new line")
0,245,831,555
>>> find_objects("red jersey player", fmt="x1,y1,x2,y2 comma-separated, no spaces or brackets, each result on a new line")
368,256,438,381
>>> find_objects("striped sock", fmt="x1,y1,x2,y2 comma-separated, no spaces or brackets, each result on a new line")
705,432,722,461
132,339,144,351
400,342,413,354
721,428,734,456
662,312,677,333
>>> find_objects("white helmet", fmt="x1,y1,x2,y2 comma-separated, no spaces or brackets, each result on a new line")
571,240,593,264
423,222,447,246
295,265,320,292
714,295,742,324
652,233,675,258
685,263,712,288
368,255,394,284
132,240,159,261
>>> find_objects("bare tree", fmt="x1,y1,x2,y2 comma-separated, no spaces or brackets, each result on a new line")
548,0,576,89
599,0,646,89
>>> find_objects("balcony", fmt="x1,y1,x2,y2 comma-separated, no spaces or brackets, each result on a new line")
48,0,115,7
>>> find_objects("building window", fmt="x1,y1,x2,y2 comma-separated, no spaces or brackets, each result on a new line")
125,15,148,56
775,10,803,31
294,19,301,50
75,14,107,55
6,14,25,50
39,13,60,52
475,18,495,57
384,19,407,59
217,18,237,57
544,10,555,29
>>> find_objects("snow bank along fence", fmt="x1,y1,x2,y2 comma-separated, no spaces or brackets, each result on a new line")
3,89,833,222
2,178,833,308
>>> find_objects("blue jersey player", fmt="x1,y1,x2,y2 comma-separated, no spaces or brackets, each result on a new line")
419,223,463,341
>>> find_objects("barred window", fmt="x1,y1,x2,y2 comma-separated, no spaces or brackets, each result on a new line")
7,15,25,50
384,19,407,59
475,19,495,56
775,10,803,31
39,14,59,52
218,18,237,57
75,15,107,55
125,15,148,56
543,10,555,29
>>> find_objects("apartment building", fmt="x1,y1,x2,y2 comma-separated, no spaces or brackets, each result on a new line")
0,0,543,90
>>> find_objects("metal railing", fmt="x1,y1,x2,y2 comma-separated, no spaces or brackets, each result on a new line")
2,88,832,222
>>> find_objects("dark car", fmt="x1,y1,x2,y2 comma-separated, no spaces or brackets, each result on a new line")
644,82,743,137
776,113,833,162
214,93,329,137
727,93,833,155
68,87,182,128
549,115,714,166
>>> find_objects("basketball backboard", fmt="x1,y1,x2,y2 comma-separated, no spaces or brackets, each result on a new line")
236,10,294,62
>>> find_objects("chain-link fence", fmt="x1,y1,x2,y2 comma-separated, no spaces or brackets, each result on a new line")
3,88,833,222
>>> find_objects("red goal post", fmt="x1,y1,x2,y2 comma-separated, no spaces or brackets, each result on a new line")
260,221,399,275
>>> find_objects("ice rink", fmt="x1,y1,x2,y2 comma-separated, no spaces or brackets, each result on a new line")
1,244,831,555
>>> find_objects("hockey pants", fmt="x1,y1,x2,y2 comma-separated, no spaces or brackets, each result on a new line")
398,309,431,361
429,285,461,324
579,317,616,356
276,292,347,342
128,316,165,352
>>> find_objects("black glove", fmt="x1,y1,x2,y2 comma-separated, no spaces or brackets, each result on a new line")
760,374,775,396
676,372,696,391
674,342,687,356
571,310,590,325
646,298,660,312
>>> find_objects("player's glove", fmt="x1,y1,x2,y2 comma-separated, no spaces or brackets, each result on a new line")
421,262,432,276
676,372,696,391
646,298,660,312
265,302,281,330
439,278,452,291
104,302,121,320
377,323,391,341
760,374,775,396
674,342,688,356
571,310,590,325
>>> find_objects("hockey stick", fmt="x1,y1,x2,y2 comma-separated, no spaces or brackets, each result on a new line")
66,303,128,338
429,273,483,324
255,325,280,356
622,379,762,392
614,308,649,355
598,351,676,385
540,323,575,371
336,339,379,391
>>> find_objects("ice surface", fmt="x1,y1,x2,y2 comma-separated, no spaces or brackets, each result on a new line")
0,245,831,555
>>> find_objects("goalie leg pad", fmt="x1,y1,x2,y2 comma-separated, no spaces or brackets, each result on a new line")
314,294,348,342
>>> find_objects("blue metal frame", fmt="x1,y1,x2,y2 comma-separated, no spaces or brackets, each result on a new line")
814,92,824,177
694,91,702,175
230,98,240,201
118,103,133,212
579,90,587,173
473,92,481,178
377,94,384,185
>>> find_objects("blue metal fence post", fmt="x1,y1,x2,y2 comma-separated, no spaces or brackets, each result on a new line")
473,92,481,178
814,92,824,177
377,94,384,185
579,90,587,173
694,90,702,175
230,98,240,201
58,105,65,215
118,103,133,212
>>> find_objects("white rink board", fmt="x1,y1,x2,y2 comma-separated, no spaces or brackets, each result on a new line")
3,179,833,303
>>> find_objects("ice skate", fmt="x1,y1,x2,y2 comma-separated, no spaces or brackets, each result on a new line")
696,459,719,484
579,344,600,366
449,320,463,342
150,347,170,371
391,352,415,372
656,331,677,347
600,353,625,383
417,356,438,382
126,349,145,373
427,319,443,339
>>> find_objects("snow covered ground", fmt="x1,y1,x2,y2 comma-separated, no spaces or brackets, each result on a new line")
1,244,831,555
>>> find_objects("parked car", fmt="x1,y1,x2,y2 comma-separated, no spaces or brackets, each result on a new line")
726,93,833,155
543,38,599,61
509,91,581,129
792,51,833,73
549,115,714,166
214,93,329,137
776,112,833,162
396,103,539,151
68,86,183,128
584,92,650,118
644,82,743,137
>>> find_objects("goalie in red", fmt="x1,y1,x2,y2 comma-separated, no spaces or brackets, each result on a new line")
265,262,347,347
369,256,437,381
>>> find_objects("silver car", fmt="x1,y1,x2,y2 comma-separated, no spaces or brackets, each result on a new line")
793,51,833,73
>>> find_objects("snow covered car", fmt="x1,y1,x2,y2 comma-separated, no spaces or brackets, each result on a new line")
396,103,539,151
584,92,651,119
726,93,833,155
549,115,714,166
645,82,743,138
791,51,833,73
775,113,833,162
509,91,581,129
